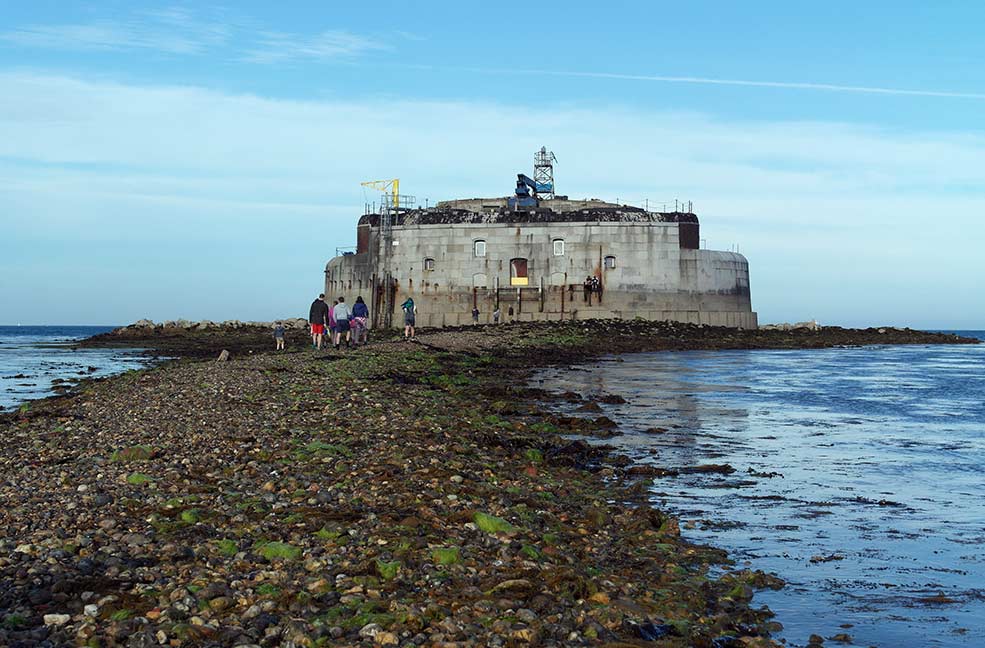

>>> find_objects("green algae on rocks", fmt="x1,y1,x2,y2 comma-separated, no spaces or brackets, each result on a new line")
5,320,972,646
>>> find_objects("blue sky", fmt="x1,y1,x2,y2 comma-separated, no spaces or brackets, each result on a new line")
2,1,984,327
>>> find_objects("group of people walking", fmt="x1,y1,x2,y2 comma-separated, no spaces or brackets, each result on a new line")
472,306,514,325
583,275,602,301
283,292,538,351
294,293,418,351
307,294,370,350
281,292,531,352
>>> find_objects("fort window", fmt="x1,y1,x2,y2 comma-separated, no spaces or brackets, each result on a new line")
553,239,565,256
423,257,435,271
473,240,486,257
510,258,529,286
604,255,616,269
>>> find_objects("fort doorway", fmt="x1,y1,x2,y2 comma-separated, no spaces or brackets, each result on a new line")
510,258,528,286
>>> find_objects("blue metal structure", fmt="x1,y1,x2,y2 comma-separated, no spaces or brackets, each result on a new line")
508,173,552,210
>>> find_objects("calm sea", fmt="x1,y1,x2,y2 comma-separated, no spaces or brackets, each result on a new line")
0,325,156,411
534,332,985,648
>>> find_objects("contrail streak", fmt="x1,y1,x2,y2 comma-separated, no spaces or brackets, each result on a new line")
552,70,985,100
404,64,985,100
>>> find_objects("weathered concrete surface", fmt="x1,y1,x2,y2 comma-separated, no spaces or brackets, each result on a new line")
327,207,756,330
435,196,623,212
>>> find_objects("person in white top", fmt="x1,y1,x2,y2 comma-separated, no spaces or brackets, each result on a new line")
332,297,353,349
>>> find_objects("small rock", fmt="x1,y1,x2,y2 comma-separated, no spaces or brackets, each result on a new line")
44,614,71,626
209,596,231,611
511,628,536,642
376,631,399,646
242,604,261,620
515,609,537,623
489,579,532,594
359,622,382,639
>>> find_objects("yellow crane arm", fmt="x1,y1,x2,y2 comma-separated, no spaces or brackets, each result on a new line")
360,178,399,209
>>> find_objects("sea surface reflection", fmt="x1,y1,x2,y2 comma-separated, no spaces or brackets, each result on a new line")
533,338,985,647
0,326,155,411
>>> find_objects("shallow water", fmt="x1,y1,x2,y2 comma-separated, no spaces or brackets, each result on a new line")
0,325,155,411
533,335,985,647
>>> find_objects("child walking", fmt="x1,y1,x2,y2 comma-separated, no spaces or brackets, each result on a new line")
273,322,285,350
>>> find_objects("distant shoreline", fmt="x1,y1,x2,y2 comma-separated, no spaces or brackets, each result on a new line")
79,318,981,360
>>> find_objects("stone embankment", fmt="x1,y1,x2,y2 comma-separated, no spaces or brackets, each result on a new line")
757,320,821,331
124,318,310,332
82,318,976,360
4,320,975,646
79,318,322,358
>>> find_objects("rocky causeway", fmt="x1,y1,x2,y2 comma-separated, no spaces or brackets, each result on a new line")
0,320,976,647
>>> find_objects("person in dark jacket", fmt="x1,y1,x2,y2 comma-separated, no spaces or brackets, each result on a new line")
273,322,286,350
351,296,370,346
401,297,417,340
309,294,330,349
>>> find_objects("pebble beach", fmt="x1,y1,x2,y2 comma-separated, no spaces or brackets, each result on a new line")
0,320,975,647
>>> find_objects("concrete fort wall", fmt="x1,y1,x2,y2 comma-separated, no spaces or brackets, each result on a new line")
325,219,756,329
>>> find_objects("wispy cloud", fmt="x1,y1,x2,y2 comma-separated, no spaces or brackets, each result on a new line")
0,6,233,56
241,30,388,64
0,8,387,63
0,20,214,54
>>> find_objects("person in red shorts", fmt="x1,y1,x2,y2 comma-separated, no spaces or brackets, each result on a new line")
309,294,330,349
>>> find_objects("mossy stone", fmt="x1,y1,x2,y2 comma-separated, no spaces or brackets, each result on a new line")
431,547,461,565
258,541,301,561
474,511,516,534
375,559,401,579
110,445,153,463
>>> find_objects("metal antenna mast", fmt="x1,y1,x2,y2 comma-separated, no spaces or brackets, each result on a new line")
533,146,557,200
